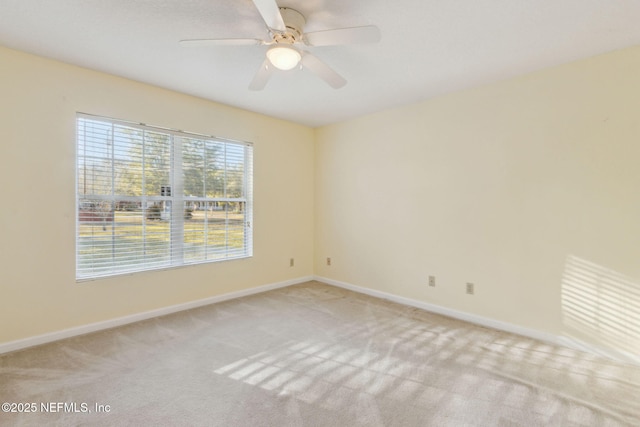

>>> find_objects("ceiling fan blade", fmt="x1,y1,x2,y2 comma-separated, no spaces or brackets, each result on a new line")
304,25,381,46
180,38,264,47
301,53,347,89
249,59,274,91
252,0,286,32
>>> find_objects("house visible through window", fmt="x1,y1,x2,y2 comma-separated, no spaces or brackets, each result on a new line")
76,114,253,280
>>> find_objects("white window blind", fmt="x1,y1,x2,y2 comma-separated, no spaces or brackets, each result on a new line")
76,114,253,280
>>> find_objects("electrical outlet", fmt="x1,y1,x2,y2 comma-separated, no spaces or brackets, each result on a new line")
290,258,294,267
466,282,474,295
429,276,436,287
326,257,331,266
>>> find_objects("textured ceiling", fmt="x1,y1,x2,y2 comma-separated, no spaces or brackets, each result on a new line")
1,0,639,127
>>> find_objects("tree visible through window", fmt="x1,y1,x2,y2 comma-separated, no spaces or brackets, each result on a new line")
76,114,253,280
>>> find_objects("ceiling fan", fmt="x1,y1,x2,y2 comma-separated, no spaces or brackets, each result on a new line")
180,0,381,90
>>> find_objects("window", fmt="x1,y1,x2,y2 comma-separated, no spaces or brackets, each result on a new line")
76,114,253,280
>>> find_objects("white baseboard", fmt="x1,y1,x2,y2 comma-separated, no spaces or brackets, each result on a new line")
4,275,637,366
315,275,639,365
0,276,313,355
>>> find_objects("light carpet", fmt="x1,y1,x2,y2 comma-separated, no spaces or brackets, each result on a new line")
1,281,639,426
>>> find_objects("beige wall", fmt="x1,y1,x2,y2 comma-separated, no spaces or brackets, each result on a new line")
0,46,315,343
315,46,640,358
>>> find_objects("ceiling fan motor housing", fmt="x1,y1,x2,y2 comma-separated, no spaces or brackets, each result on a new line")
278,7,305,42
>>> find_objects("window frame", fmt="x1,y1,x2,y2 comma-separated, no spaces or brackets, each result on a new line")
75,113,253,281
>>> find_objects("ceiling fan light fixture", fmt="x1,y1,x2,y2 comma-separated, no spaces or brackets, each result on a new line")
266,45,301,70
